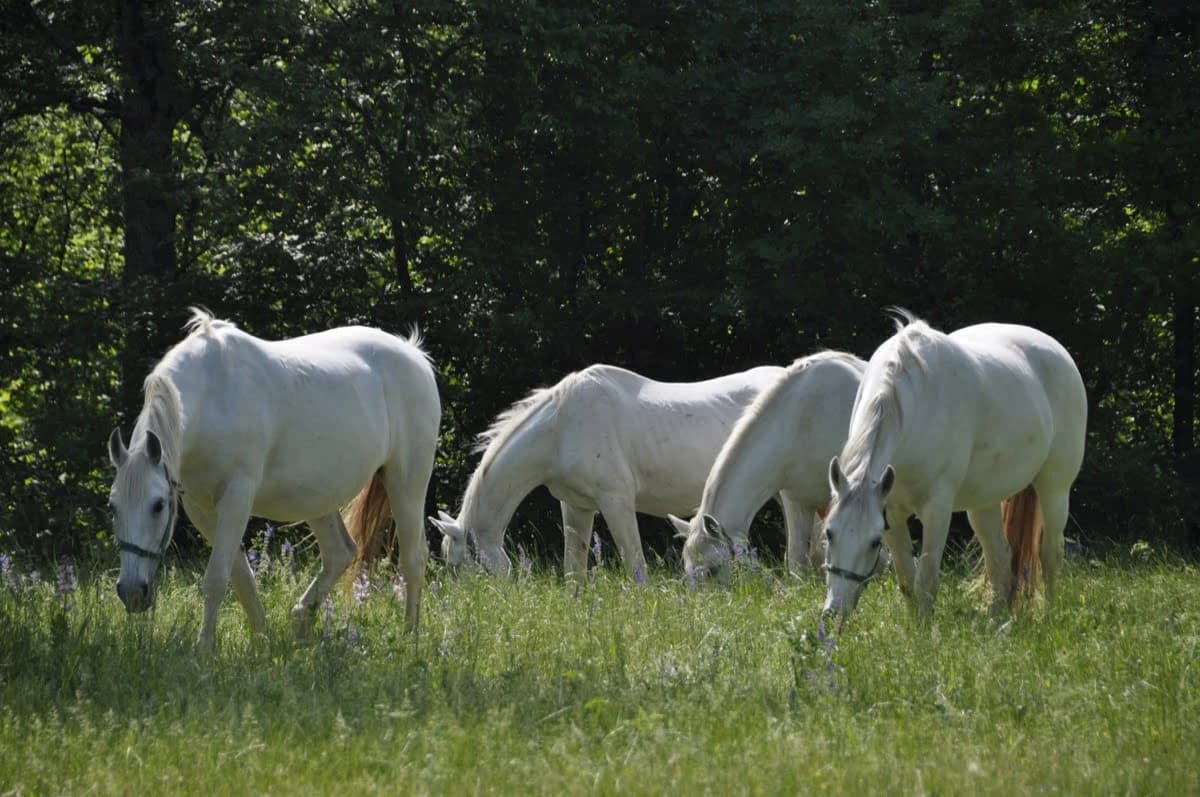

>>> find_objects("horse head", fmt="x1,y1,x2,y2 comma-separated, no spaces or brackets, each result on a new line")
107,427,178,613
430,510,472,568
429,510,513,576
671,513,734,583
822,456,893,619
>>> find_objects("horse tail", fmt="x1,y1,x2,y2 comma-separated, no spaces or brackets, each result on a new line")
344,472,393,569
1002,484,1042,602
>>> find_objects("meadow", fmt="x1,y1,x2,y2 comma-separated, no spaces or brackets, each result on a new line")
0,538,1196,796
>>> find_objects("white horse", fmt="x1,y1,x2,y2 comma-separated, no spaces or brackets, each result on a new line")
429,364,790,579
668,351,867,577
106,309,440,650
822,310,1087,620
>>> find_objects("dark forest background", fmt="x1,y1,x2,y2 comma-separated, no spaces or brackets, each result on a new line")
2,0,1197,565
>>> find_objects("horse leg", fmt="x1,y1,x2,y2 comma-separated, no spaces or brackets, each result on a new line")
199,478,256,652
966,504,1013,618
882,505,917,605
779,491,817,575
382,464,432,635
912,499,953,620
290,513,356,639
1033,482,1069,602
561,502,595,581
596,494,648,582
184,498,266,637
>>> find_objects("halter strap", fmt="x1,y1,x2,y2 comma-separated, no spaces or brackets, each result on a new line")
824,562,875,584
117,473,179,563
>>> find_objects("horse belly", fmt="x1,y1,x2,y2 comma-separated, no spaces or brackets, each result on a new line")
253,417,390,521
250,459,381,521
955,425,1053,509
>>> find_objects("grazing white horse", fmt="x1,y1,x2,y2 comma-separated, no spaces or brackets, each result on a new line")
822,311,1087,620
106,309,440,650
668,351,867,577
429,364,788,579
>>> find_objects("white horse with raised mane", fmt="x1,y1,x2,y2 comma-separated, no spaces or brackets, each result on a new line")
669,351,867,577
106,309,439,650
429,364,790,579
822,310,1087,620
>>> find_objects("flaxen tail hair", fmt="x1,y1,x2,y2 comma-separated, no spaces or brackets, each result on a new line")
344,473,393,570
1003,484,1042,602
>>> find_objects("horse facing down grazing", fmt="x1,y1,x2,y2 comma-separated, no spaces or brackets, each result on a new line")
669,351,867,578
821,310,1087,621
428,364,791,580
107,309,440,650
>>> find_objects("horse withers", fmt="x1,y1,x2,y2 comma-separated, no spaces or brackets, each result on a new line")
107,309,440,650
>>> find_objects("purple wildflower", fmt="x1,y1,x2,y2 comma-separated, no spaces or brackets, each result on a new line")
392,572,406,602
1,553,15,592
27,571,40,588
262,523,274,543
352,570,370,606
633,563,649,586
517,544,533,575
592,533,603,565
282,540,297,573
55,555,77,600
346,623,360,647
246,548,259,573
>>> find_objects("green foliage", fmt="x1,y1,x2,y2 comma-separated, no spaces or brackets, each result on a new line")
0,552,1197,793
1,0,1197,558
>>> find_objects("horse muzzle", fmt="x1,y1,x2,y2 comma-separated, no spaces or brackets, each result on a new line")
116,579,155,613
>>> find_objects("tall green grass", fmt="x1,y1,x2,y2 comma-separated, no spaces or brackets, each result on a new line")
0,545,1196,795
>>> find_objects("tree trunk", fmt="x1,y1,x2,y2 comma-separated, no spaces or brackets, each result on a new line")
115,0,185,423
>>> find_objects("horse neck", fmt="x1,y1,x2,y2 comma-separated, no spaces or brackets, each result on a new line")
701,405,791,539
460,421,555,546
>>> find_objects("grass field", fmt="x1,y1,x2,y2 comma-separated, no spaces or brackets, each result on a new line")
0,541,1197,795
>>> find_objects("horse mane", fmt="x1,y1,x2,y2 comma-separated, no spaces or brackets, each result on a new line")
735,351,865,433
839,308,938,481
183,306,234,337
136,373,185,483
472,367,607,462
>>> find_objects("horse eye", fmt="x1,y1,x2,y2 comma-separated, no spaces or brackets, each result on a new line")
824,527,835,542
870,537,882,550
151,498,165,515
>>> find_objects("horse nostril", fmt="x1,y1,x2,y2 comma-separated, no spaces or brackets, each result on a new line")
139,583,151,603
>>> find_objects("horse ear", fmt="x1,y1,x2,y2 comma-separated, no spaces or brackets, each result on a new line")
429,515,464,541
108,428,128,467
702,514,725,539
667,514,692,540
829,456,845,494
878,465,895,498
144,430,163,465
